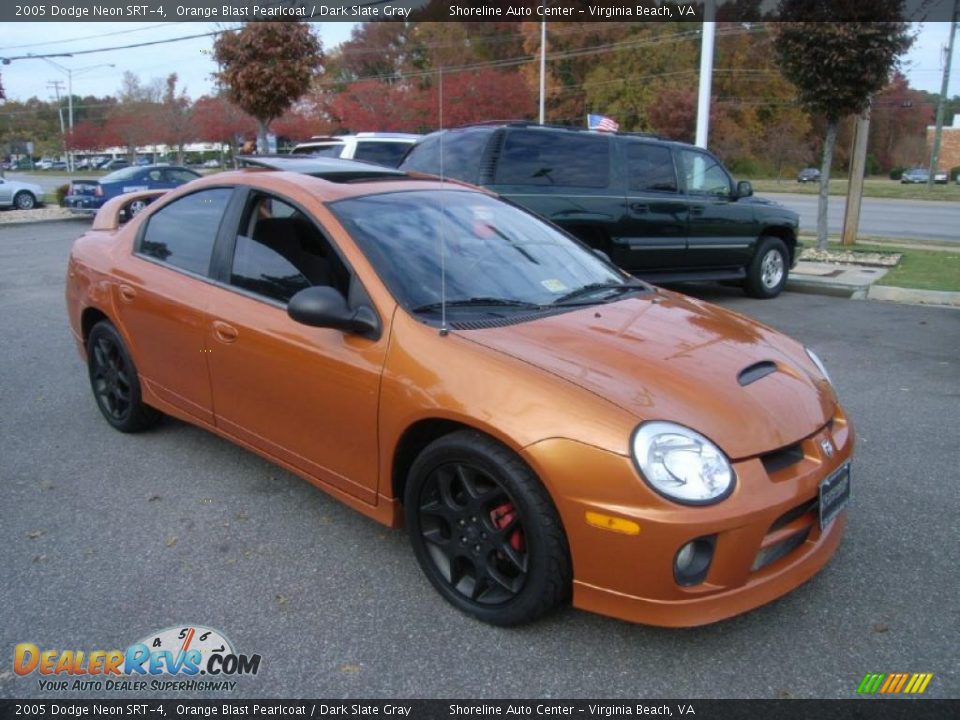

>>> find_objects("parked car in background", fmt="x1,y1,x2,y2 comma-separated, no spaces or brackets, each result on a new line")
797,167,820,183
99,159,131,172
290,132,421,168
400,122,800,298
900,167,947,184
0,176,43,210
202,159,222,168
65,165,200,216
65,155,852,627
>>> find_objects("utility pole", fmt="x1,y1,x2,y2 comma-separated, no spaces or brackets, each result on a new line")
539,15,546,125
841,106,871,246
47,80,66,165
927,4,957,189
695,0,716,148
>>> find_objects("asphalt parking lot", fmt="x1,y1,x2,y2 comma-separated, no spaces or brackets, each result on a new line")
1,221,957,700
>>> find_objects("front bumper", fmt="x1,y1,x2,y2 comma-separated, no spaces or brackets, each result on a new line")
524,408,853,627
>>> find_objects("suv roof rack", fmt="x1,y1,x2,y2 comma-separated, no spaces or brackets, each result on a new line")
236,155,408,182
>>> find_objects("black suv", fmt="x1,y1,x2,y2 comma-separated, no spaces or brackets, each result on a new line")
400,123,800,298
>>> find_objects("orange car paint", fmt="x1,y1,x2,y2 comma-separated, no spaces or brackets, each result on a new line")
66,170,854,626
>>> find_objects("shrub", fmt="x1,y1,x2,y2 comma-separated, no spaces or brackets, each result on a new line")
56,183,70,207
889,167,905,181
950,166,960,182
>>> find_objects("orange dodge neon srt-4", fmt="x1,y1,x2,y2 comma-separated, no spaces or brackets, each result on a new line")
65,156,853,627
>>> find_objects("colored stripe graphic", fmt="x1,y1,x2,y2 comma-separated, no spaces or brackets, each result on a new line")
857,673,933,694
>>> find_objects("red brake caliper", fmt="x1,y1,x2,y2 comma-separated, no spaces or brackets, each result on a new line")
490,503,525,552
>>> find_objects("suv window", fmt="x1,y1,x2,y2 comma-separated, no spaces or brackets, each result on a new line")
139,188,232,276
400,134,443,176
677,149,731,197
495,130,610,188
291,143,344,158
353,141,412,168
626,142,677,193
229,194,343,304
165,168,199,183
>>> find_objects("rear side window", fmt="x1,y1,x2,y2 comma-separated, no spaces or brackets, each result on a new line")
495,130,610,188
291,144,344,158
139,188,232,276
353,141,413,168
626,143,678,193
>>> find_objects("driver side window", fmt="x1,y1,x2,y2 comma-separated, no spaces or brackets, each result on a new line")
228,194,347,305
678,150,731,197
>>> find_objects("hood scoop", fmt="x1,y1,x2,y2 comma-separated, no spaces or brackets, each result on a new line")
738,360,778,387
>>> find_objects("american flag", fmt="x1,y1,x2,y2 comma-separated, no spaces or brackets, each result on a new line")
588,114,620,132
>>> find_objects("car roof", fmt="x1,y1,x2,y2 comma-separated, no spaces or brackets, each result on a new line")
196,156,486,203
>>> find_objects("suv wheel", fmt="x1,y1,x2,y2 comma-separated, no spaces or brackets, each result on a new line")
745,236,789,299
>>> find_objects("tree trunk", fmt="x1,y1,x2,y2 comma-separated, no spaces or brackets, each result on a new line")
177,144,185,165
816,119,838,250
256,118,269,154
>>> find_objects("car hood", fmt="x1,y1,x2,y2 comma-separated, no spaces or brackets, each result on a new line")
461,291,834,460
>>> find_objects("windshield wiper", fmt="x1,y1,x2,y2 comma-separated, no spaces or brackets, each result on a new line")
551,281,650,306
411,297,543,314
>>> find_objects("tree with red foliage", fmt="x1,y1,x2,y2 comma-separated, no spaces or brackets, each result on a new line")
213,22,323,152
66,120,108,151
192,94,256,165
158,73,194,164
327,80,426,132
271,108,333,144
870,71,933,171
416,68,536,129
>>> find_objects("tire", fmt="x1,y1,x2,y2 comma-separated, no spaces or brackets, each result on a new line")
745,236,789,299
87,321,161,433
128,199,149,216
404,430,572,626
14,191,36,210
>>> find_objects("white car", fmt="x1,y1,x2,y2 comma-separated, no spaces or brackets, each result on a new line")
290,132,421,168
0,177,43,210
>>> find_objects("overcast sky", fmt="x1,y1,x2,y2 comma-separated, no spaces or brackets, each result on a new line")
0,21,957,105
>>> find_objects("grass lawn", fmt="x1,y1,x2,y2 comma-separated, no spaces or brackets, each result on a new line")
807,240,960,292
752,178,960,202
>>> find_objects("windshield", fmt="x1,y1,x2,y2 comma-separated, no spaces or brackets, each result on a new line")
291,144,343,158
329,190,634,315
102,166,140,183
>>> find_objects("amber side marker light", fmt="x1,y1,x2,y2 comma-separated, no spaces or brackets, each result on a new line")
585,511,641,535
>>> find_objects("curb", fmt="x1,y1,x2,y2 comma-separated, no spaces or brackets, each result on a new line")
867,285,960,308
0,215,91,229
786,276,870,300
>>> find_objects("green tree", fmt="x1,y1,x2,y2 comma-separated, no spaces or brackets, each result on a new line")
214,22,323,153
775,1,912,248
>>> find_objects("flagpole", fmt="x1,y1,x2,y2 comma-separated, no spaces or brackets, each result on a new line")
539,15,547,125
695,0,716,148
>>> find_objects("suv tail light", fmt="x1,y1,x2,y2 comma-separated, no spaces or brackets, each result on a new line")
94,185,103,197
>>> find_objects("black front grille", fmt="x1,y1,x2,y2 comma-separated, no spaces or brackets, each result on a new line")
761,443,805,475
770,497,819,531
752,527,811,572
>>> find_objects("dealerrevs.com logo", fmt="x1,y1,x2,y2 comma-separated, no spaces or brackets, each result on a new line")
14,625,261,692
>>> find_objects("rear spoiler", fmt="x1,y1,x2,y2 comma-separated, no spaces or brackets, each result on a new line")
91,189,169,231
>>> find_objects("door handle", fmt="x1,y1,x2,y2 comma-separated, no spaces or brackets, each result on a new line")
630,202,649,214
212,320,239,343
690,205,705,216
118,284,137,303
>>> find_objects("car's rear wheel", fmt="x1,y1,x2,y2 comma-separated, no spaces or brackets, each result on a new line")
14,191,36,210
87,321,161,433
404,430,571,626
745,236,789,299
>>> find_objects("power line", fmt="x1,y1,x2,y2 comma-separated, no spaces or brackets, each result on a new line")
0,22,188,53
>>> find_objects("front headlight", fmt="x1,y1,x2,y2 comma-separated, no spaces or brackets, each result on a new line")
805,347,832,385
631,422,735,505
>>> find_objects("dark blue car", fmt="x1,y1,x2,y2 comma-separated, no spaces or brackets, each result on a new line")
65,164,201,216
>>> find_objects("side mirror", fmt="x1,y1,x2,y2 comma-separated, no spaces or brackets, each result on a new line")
736,180,753,198
593,248,612,263
288,286,378,337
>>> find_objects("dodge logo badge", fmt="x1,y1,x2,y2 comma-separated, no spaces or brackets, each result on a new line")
820,438,835,458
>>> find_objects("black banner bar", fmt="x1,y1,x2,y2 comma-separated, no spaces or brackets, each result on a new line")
0,700,958,720
1,0,957,24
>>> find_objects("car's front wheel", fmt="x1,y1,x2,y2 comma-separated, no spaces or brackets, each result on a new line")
745,236,789,299
87,320,161,433
404,430,572,626
14,191,36,210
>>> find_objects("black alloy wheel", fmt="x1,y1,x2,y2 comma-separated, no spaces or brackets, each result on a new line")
87,321,161,433
405,430,571,626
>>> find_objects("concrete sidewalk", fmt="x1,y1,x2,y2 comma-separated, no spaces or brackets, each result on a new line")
788,261,960,307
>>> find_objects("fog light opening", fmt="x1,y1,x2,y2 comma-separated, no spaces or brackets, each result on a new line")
674,535,716,587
